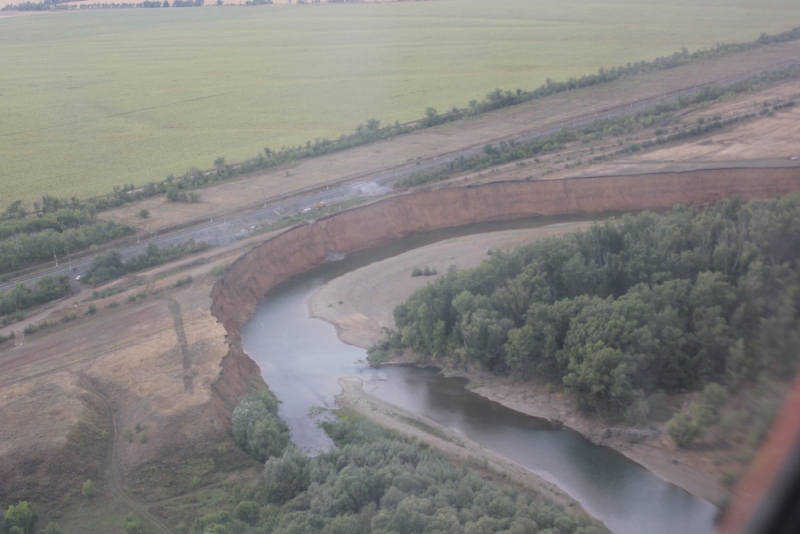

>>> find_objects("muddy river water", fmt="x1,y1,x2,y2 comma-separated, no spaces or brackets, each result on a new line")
240,216,718,534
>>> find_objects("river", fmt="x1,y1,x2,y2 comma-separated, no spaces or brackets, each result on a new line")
240,216,718,534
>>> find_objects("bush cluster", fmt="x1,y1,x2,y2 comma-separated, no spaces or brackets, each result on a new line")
82,239,208,286
231,389,291,463
191,416,604,534
0,275,70,318
411,266,438,277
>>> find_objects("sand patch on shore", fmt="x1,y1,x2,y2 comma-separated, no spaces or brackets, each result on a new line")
308,222,592,347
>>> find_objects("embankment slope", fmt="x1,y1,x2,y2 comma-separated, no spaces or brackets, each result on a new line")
211,166,800,334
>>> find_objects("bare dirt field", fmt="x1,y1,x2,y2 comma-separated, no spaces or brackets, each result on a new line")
98,39,800,234
0,239,263,526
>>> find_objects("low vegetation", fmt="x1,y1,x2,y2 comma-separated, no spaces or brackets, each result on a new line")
86,278,144,301
22,320,58,336
411,266,438,277
374,195,800,441
81,239,209,286
211,263,231,277
231,389,290,463
0,198,133,274
396,68,800,189
0,275,70,319
173,275,192,288
185,409,604,534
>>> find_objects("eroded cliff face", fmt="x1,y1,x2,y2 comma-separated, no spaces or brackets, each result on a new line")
211,167,800,339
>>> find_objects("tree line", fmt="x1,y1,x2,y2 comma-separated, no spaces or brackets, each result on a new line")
1,0,202,10
0,197,135,275
190,394,605,534
81,239,209,286
0,220,132,274
0,276,70,319
372,194,800,425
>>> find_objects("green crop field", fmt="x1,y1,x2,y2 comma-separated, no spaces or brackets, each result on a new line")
1,0,799,202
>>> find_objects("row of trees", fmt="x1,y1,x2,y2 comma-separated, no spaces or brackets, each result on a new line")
0,276,70,318
1,502,61,534
0,197,136,274
196,410,603,534
374,194,800,422
397,67,799,189
1,0,203,9
0,0,70,11
0,221,133,274
81,239,209,286
0,208,94,241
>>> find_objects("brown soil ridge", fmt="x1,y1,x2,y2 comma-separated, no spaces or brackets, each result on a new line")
211,166,800,335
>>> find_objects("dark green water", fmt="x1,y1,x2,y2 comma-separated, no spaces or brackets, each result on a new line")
240,215,717,534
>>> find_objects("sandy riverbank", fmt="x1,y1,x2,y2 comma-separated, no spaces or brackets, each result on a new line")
308,222,593,347
335,375,607,531
308,223,727,505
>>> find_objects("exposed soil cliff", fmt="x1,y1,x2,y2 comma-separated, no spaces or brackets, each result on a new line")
211,167,800,336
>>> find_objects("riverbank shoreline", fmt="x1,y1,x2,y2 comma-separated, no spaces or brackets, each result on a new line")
426,358,726,505
306,226,728,506
335,375,610,532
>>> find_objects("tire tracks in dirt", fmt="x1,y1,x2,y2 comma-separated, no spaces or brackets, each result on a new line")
78,374,174,534
163,297,194,394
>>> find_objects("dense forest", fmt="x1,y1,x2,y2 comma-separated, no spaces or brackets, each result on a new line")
187,392,604,534
371,195,800,428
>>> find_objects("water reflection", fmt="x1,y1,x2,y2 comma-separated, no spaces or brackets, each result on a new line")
366,366,715,534
241,216,718,534
243,279,716,534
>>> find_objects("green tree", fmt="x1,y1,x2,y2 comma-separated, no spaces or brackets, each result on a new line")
82,479,97,498
3,502,37,534
232,500,259,525
123,514,151,534
667,412,705,448
40,523,62,534
231,389,290,462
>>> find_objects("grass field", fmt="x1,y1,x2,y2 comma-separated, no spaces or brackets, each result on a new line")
1,0,800,202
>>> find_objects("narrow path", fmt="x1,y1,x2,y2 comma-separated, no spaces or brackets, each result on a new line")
164,297,194,394
78,375,175,534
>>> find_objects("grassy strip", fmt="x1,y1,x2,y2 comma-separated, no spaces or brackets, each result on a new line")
398,415,456,443
85,278,145,301
594,112,759,160
23,313,77,335
250,197,370,236
397,68,800,188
